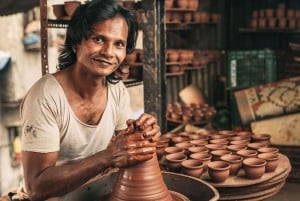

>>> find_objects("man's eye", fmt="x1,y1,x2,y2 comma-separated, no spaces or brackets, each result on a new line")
93,36,104,43
116,41,125,48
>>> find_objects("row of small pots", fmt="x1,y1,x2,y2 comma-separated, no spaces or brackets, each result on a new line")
166,11,221,24
157,130,278,182
165,0,199,10
166,102,216,123
250,17,300,29
252,8,300,19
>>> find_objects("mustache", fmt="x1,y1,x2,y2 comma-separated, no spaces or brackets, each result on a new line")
92,56,118,65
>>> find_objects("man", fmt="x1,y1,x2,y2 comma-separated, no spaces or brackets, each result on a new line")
19,0,160,200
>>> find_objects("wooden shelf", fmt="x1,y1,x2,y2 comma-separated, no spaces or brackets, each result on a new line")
48,19,69,28
239,27,300,34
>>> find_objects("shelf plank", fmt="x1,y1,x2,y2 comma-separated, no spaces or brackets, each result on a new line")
239,27,300,33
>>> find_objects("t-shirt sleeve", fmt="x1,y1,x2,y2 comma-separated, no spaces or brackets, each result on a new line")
115,83,133,131
20,89,60,153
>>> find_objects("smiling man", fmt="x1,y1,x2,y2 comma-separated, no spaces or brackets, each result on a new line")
16,1,161,201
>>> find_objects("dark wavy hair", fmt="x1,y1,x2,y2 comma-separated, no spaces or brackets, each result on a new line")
57,0,138,83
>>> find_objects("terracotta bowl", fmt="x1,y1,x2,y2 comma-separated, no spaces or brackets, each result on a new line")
220,154,243,175
209,139,228,145
157,136,170,146
209,134,228,140
257,153,280,172
251,133,271,146
163,132,178,140
189,152,212,171
243,157,266,179
229,139,249,146
205,144,227,152
207,161,231,183
125,51,137,64
175,142,194,151
52,4,66,19
227,144,247,154
236,149,258,159
181,159,204,178
165,152,187,172
188,146,209,156
188,134,207,140
171,136,189,144
258,147,279,154
64,1,81,17
229,136,251,142
210,150,232,161
156,144,168,160
247,142,267,150
190,139,208,147
164,146,185,155
218,130,237,137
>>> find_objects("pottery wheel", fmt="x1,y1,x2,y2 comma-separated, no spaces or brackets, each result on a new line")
170,190,190,201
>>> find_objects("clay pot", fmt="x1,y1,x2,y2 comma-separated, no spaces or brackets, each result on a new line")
176,0,188,9
188,146,209,156
242,157,266,179
205,144,227,152
210,134,228,140
207,161,231,183
247,142,267,150
199,12,209,23
210,150,232,161
227,144,247,154
250,18,258,28
181,159,204,178
189,139,208,147
183,12,193,23
259,9,265,18
125,51,137,64
175,142,194,152
252,10,258,18
258,18,267,28
165,0,174,9
157,144,168,160
165,11,172,22
218,130,236,137
230,140,249,146
163,132,178,140
289,19,297,29
257,153,280,172
189,152,212,171
220,154,243,175
171,12,182,23
64,1,81,17
167,50,179,62
211,13,221,23
188,134,206,140
251,134,271,146
165,152,187,172
278,18,287,28
258,147,279,154
265,9,274,18
164,146,185,155
268,18,277,28
109,154,173,201
209,139,228,145
236,149,258,159
52,4,66,19
193,12,202,22
187,0,199,10
116,64,130,80
171,136,189,145
276,8,285,18
237,131,253,137
287,9,295,18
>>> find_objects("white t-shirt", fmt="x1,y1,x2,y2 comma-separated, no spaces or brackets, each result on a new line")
20,74,132,165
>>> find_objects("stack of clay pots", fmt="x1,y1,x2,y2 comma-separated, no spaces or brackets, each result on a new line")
250,3,300,29
159,128,291,200
52,1,81,20
166,102,216,123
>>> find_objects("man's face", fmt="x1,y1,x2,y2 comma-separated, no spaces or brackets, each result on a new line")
75,16,128,76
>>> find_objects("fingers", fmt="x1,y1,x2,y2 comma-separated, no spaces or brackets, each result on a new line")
135,113,157,130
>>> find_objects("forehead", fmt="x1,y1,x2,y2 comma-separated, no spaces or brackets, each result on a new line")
91,16,128,41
